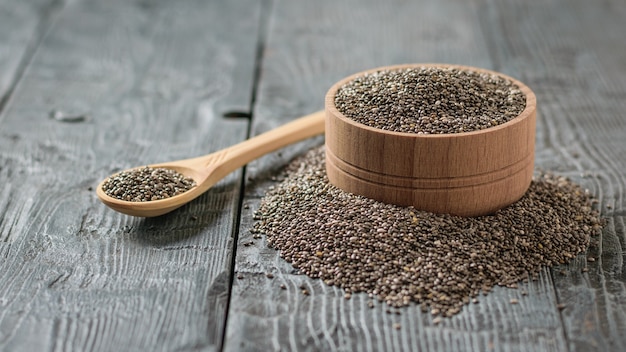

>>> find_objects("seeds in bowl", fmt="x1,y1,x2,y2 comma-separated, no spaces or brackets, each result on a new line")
334,66,526,134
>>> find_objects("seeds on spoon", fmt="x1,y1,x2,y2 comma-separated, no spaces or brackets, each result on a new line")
102,166,196,202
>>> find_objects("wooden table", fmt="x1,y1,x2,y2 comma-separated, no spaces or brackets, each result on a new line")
1,0,624,351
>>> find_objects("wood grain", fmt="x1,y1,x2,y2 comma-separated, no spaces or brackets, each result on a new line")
0,0,59,110
224,0,579,351
0,0,260,350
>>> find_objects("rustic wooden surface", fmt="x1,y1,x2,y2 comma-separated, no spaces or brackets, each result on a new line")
0,0,624,351
0,0,260,350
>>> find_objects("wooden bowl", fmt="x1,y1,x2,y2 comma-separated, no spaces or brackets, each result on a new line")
325,64,537,217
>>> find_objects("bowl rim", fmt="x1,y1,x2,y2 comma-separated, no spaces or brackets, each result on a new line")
325,63,537,138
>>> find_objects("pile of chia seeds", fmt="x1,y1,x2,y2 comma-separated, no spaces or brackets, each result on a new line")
252,146,603,317
102,166,196,201
334,67,526,134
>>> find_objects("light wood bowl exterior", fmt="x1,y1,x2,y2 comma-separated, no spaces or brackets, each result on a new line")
325,64,537,217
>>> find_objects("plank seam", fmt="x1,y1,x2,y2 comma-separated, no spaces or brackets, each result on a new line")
219,0,274,350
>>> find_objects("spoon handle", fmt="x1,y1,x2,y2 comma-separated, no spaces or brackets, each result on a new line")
202,110,325,184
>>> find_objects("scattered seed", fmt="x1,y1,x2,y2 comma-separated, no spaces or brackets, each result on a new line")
344,293,352,300
557,303,567,310
254,146,603,318
433,317,442,325
237,274,243,280
280,284,287,290
587,257,596,262
302,289,310,296
266,273,274,279
393,323,401,330
510,298,519,304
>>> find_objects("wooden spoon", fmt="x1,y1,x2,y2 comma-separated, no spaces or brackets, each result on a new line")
96,110,325,217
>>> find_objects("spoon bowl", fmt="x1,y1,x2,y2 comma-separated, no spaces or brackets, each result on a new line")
97,111,325,217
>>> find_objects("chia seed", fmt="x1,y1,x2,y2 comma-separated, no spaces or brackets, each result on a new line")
334,67,526,134
102,166,196,202
253,146,603,317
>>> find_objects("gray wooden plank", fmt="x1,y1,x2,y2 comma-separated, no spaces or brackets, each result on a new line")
0,0,59,106
224,0,583,351
484,0,626,351
0,0,261,350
